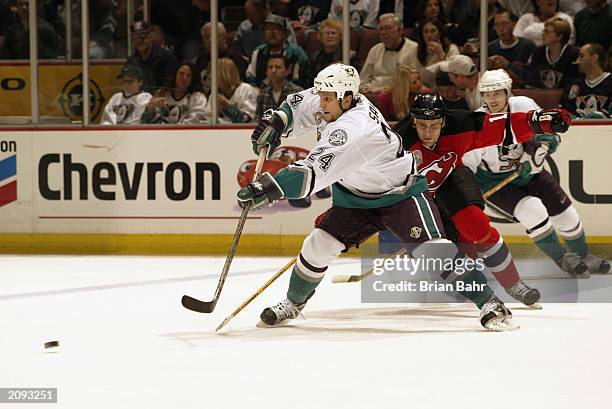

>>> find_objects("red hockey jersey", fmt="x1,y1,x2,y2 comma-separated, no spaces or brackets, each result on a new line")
395,110,535,193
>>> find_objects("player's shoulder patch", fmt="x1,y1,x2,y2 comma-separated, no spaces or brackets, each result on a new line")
328,128,348,146
289,93,304,107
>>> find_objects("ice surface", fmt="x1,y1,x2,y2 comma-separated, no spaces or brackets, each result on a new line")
1,255,611,409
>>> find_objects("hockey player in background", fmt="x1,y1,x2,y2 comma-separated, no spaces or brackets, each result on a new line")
100,65,152,125
236,63,571,330
462,69,610,276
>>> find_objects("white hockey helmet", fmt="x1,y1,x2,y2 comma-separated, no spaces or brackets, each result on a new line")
313,63,360,100
478,69,513,95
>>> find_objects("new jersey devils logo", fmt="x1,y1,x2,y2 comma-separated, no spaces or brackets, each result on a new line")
420,152,457,192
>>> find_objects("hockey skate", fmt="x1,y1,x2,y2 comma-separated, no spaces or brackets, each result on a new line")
258,292,314,327
555,252,589,278
479,295,519,331
582,254,611,275
505,280,542,309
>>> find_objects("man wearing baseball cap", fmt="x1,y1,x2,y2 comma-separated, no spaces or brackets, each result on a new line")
126,20,178,92
438,54,482,110
246,13,309,88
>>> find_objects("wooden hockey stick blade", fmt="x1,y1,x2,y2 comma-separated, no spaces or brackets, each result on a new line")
483,171,519,200
215,257,297,331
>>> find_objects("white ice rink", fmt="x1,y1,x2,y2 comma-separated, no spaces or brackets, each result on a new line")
2,255,612,409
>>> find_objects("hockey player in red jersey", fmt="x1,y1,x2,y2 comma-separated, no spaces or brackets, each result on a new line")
395,93,572,307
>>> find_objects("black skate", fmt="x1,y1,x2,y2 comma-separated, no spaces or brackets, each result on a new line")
505,279,542,309
479,295,519,331
258,292,314,327
582,254,611,275
555,252,589,278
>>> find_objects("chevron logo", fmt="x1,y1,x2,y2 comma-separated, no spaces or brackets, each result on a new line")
0,154,17,207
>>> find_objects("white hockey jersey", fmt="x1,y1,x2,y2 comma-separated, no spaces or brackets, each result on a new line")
147,92,208,124
204,82,259,123
282,88,425,207
100,92,152,125
462,96,540,174
329,0,379,30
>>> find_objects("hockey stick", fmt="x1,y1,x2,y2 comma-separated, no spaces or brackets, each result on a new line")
181,144,269,313
331,247,408,284
215,257,297,331
482,171,519,200
331,172,520,284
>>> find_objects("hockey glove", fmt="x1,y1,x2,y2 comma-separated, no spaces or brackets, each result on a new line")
251,109,286,157
237,172,284,210
518,140,551,176
527,108,572,134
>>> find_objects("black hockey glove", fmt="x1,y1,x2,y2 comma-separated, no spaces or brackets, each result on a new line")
237,172,284,210
527,108,572,134
518,140,551,177
251,109,286,157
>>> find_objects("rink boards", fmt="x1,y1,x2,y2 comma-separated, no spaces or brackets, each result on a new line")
0,123,610,254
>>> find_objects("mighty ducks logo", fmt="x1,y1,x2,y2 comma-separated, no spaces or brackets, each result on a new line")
112,104,135,124
58,73,105,122
497,144,523,171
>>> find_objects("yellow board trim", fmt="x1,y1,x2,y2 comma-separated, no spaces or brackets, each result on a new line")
0,234,610,255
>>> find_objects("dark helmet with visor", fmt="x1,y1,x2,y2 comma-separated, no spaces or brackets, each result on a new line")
411,93,447,120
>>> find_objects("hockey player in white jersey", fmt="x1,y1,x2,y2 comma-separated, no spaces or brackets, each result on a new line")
100,65,152,125
237,63,522,331
462,69,610,277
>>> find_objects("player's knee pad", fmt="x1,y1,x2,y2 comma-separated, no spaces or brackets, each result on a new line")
297,228,345,279
514,196,551,236
550,206,583,237
451,205,492,243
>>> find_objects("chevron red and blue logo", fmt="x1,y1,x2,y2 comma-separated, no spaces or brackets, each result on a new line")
0,153,17,207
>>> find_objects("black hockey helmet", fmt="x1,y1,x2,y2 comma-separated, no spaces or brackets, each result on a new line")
411,93,446,120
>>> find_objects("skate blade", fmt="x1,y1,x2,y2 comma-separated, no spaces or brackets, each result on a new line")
484,317,520,332
256,319,294,328
527,302,542,310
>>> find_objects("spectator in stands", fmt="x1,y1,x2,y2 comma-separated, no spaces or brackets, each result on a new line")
100,65,152,125
142,61,207,124
289,0,331,44
246,13,310,88
523,17,580,88
413,17,459,87
205,58,259,123
232,0,297,60
439,54,482,110
435,70,470,110
127,21,178,92
150,0,209,60
328,0,379,30
573,0,611,49
378,65,430,121
309,19,358,78
232,0,270,59
289,0,331,29
412,0,447,34
256,54,304,119
195,22,249,93
379,0,417,30
0,0,60,59
561,43,611,117
452,0,502,51
359,13,418,93
488,8,536,86
514,0,575,47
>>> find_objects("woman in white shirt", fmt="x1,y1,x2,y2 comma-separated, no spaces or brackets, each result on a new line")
205,58,259,123
142,61,208,124
513,0,575,46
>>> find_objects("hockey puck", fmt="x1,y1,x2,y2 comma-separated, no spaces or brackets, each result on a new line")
44,341,60,349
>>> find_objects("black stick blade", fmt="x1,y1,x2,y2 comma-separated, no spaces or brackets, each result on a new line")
181,295,217,313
